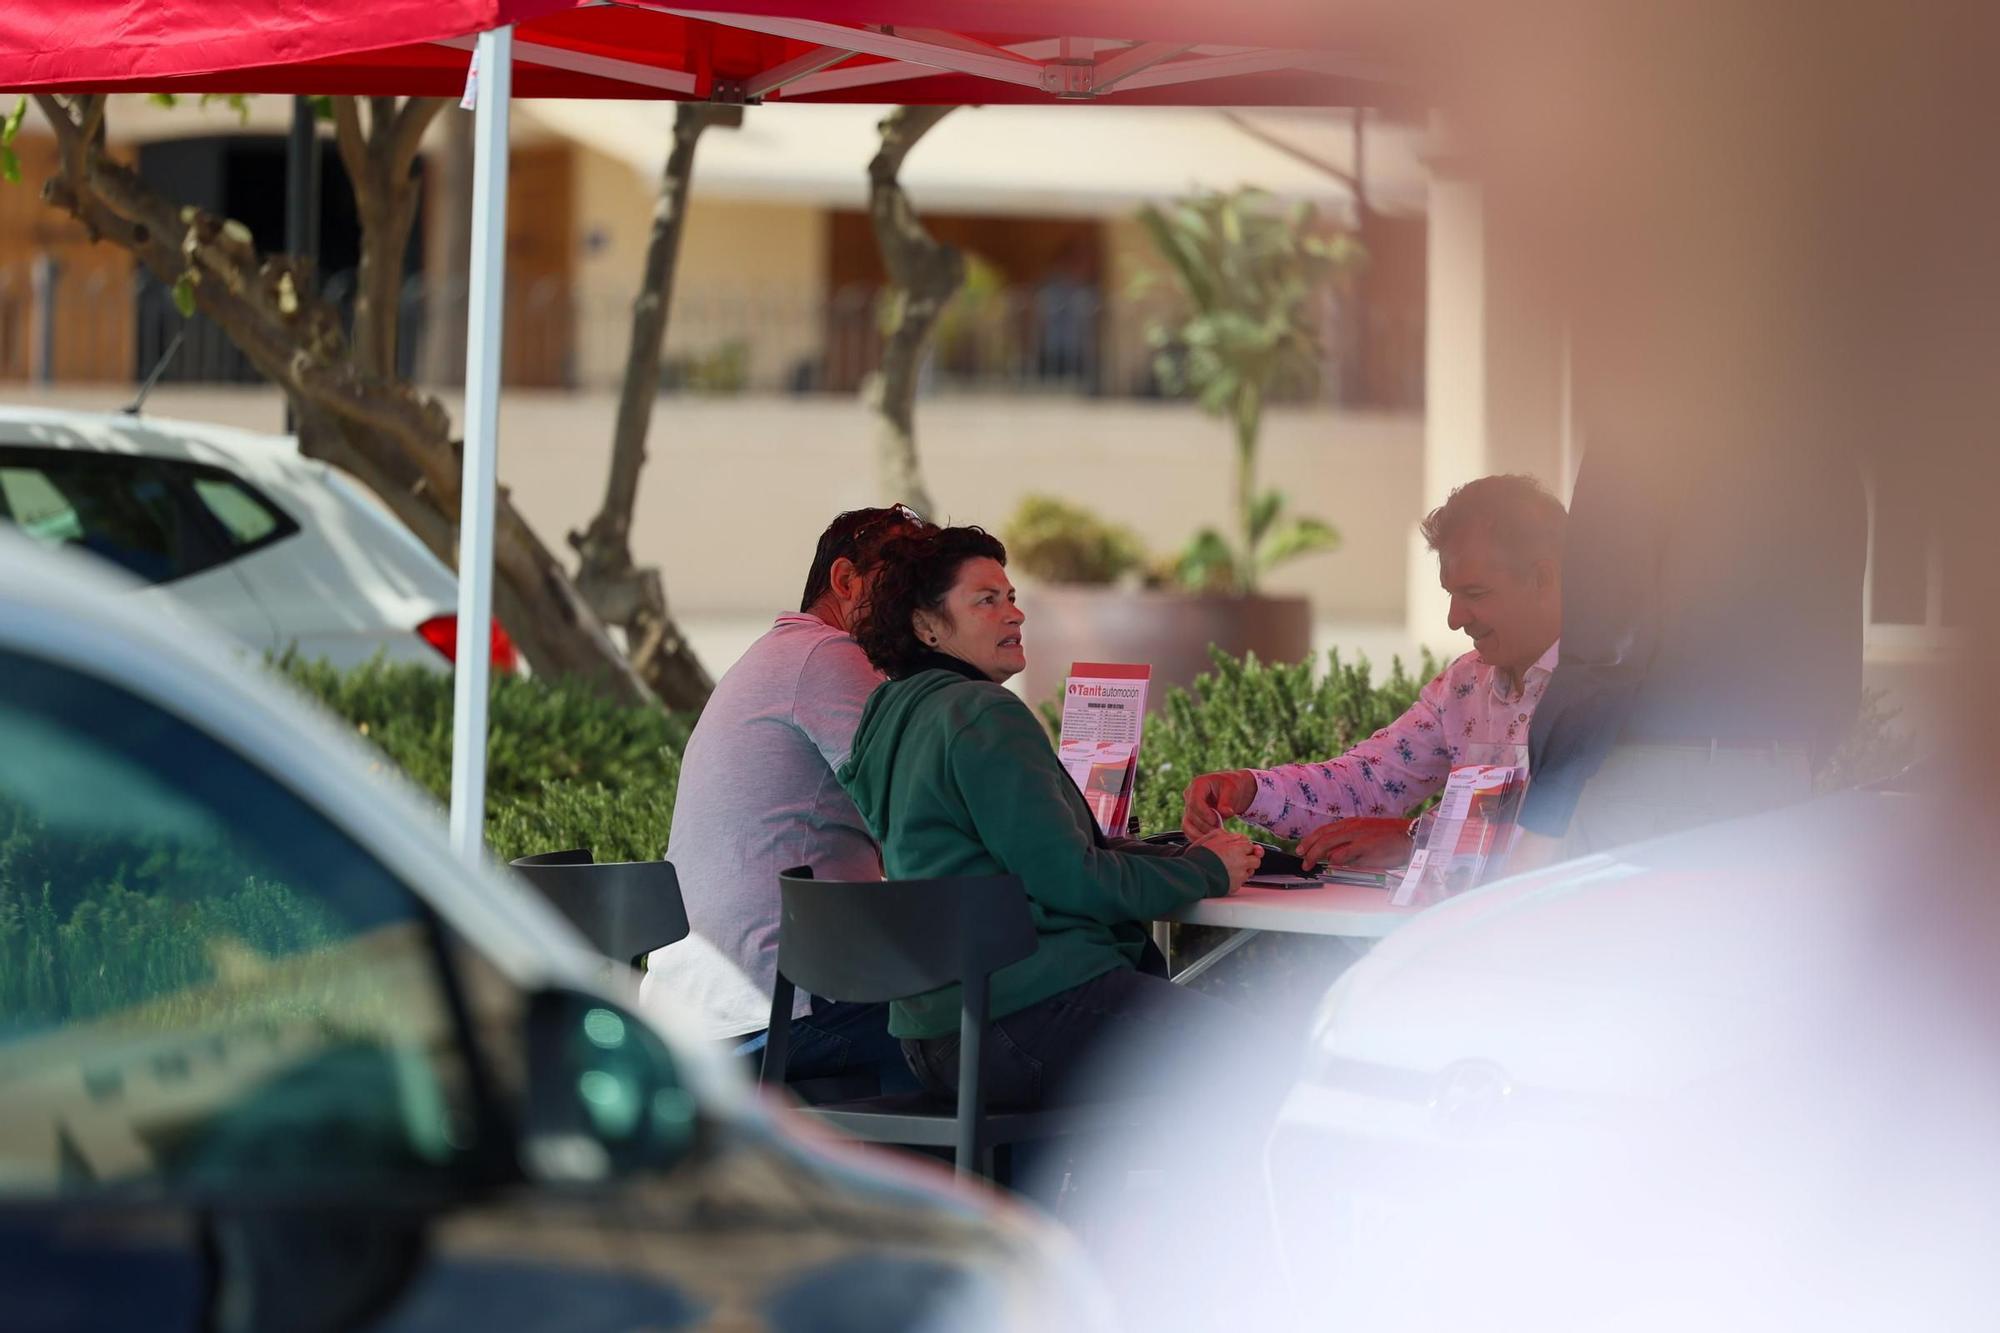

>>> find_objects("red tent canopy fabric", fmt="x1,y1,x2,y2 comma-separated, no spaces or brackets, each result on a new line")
0,1,1401,108
0,1,562,88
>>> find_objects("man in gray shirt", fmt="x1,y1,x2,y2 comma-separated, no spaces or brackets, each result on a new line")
641,506,926,1091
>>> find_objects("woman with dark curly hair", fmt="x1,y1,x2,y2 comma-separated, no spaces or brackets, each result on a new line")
836,524,1263,1109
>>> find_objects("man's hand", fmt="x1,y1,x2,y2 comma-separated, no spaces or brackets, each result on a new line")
1182,769,1258,839
1297,817,1414,871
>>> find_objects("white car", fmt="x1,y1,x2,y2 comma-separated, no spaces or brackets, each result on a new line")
0,405,514,671
0,533,1096,1333
1260,782,1985,1331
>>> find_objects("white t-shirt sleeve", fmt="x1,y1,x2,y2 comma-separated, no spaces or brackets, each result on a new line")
792,634,883,771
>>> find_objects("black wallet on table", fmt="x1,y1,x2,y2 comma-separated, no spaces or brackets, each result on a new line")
1138,829,1312,877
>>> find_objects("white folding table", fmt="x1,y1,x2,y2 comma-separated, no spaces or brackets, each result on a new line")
1157,881,1421,983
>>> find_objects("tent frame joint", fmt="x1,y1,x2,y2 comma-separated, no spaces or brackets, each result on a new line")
707,77,759,106
1040,58,1096,99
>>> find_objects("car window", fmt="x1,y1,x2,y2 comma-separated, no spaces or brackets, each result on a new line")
191,475,284,548
0,648,489,1199
0,454,215,585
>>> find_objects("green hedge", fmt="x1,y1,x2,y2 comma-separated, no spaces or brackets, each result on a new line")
1113,647,1915,838
297,650,1441,857
0,872,339,1026
1129,647,1438,837
278,655,689,864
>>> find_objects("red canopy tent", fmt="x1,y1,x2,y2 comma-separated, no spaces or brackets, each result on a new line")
0,1,1401,106
0,0,1402,857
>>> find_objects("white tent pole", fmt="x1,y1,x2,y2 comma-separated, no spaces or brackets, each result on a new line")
448,23,514,864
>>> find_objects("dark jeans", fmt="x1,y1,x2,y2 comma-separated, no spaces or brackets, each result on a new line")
900,965,1246,1111
786,997,922,1095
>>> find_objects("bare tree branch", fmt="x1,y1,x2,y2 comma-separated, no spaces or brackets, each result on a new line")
571,102,739,710
389,97,448,170
865,106,958,516
31,94,77,153
76,95,107,155
339,96,434,381
418,110,473,386
367,96,398,142
1219,109,1368,213
868,105,954,184
582,105,738,563
35,94,103,180
328,94,376,235
329,97,370,198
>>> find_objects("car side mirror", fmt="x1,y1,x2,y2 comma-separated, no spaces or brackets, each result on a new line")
521,988,699,1183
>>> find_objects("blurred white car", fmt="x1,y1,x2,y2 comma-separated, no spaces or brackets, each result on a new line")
0,405,514,671
1263,783,1964,1330
0,532,1097,1333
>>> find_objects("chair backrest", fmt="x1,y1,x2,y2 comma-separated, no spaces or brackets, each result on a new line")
773,866,1037,1005
509,849,690,967
767,867,1040,1175
515,847,593,868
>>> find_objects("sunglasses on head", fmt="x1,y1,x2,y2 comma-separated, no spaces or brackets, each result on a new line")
844,503,931,548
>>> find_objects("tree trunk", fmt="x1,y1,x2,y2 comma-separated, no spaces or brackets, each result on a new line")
1233,385,1262,595
571,103,740,713
418,108,473,387
334,97,438,382
865,106,960,517
1348,108,1371,403
33,93,654,707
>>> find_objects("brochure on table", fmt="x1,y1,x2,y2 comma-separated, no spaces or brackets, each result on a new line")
1391,763,1531,907
1056,662,1149,837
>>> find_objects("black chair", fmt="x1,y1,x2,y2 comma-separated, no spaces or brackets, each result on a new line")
760,866,1135,1179
513,852,874,1106
508,849,689,968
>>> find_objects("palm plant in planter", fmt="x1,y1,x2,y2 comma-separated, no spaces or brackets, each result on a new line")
1137,188,1361,594
1000,192,1363,716
1001,485,1339,715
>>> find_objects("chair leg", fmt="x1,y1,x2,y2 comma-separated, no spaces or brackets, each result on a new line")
957,1118,984,1180
954,972,989,1178
760,975,795,1086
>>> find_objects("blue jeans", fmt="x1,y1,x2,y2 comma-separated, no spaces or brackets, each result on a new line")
784,997,922,1094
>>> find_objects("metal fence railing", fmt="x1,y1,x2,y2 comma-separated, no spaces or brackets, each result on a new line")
0,258,1426,410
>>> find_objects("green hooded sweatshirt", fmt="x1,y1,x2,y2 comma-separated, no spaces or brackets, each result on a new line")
837,665,1229,1039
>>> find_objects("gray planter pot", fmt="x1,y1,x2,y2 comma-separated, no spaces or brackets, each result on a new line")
1016,584,1312,714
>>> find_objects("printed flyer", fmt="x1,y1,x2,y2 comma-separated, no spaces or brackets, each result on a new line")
1391,763,1530,908
1056,662,1150,836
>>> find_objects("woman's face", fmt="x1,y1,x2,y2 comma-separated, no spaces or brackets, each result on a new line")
915,556,1026,682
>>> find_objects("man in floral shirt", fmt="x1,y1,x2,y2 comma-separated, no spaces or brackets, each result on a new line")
1182,474,1567,870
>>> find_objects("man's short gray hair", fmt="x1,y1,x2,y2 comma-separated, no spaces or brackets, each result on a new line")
1419,474,1568,572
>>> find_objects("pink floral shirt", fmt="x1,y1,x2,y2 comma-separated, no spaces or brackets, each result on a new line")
1243,641,1558,840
